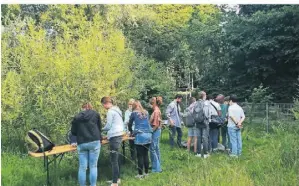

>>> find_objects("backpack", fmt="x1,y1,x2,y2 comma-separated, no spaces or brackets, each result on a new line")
66,130,77,144
193,100,206,127
185,109,195,128
209,103,225,129
25,129,55,153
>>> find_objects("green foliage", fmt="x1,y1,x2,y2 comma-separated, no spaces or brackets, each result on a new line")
249,84,273,103
292,99,299,120
1,5,175,150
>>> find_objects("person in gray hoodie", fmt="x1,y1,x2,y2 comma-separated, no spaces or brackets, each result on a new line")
101,97,124,186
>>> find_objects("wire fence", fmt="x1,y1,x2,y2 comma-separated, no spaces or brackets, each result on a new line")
239,102,296,132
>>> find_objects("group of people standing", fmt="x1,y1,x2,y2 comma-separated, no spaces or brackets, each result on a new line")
70,92,245,186
71,96,163,186
166,92,245,159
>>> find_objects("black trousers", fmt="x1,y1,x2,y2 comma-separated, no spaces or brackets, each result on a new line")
135,144,150,175
129,139,136,160
109,136,122,183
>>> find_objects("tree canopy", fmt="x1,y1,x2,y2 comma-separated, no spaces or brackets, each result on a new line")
2,4,299,150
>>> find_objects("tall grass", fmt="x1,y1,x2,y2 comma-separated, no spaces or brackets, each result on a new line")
2,121,299,186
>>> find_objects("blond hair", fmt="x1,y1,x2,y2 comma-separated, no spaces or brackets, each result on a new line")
132,100,147,116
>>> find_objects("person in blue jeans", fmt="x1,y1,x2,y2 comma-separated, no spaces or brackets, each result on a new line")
166,94,183,148
128,100,152,178
101,97,125,186
227,94,245,157
71,102,102,186
149,96,163,173
207,94,222,152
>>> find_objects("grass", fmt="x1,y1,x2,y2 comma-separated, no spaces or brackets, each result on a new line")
2,121,299,186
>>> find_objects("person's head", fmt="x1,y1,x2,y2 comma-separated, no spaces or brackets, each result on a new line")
150,96,163,108
128,99,135,111
82,102,93,111
101,96,113,110
189,97,196,105
132,100,147,116
224,96,230,104
212,93,218,100
198,91,207,100
175,94,183,103
216,94,225,104
229,94,238,105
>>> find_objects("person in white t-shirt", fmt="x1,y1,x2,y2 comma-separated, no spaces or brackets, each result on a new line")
207,94,222,152
227,94,245,157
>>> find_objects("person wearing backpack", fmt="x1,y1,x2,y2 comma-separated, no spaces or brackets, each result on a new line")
166,94,184,148
207,94,222,153
71,102,102,186
185,97,199,153
101,97,125,186
194,91,211,158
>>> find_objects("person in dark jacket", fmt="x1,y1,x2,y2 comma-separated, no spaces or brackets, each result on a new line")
71,102,102,186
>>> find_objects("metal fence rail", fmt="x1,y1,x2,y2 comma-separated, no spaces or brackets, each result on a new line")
239,102,295,132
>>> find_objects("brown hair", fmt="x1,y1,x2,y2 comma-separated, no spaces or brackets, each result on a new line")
132,100,147,115
82,102,93,110
189,97,196,104
101,96,113,104
150,96,163,107
198,91,206,100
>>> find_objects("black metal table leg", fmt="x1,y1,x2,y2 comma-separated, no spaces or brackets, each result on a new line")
46,156,50,186
122,141,126,163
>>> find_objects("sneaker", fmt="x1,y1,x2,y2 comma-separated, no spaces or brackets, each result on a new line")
203,154,210,158
135,174,144,179
107,179,121,184
195,153,202,157
143,173,149,177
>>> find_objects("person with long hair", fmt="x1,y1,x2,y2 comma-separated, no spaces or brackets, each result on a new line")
101,97,124,186
71,102,102,186
149,96,163,173
128,100,152,178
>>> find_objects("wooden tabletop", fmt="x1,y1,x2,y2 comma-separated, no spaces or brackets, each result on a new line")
29,135,134,158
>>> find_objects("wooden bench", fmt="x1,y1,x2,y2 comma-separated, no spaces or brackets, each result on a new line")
29,135,134,186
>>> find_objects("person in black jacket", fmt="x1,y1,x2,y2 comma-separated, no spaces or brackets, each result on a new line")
71,102,102,186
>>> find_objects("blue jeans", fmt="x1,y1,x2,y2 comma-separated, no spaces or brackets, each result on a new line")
169,126,182,148
197,127,209,155
209,128,219,151
77,140,101,186
228,127,242,156
150,128,162,172
221,126,230,149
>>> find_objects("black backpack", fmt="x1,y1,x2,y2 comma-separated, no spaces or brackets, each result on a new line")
193,100,206,127
25,129,55,153
66,130,77,144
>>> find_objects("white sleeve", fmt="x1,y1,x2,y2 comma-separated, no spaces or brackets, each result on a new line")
103,110,113,131
241,108,245,118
